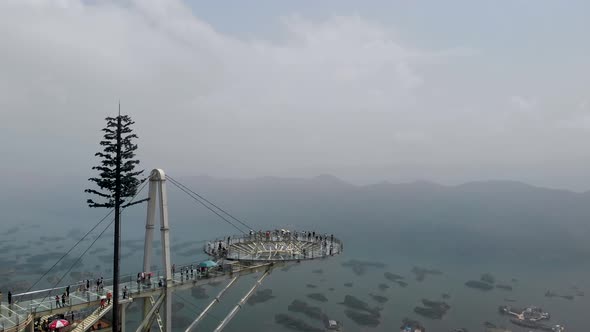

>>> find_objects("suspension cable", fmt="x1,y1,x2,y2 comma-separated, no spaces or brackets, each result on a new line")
37,180,149,303
39,217,114,304
166,175,254,231
22,210,114,295
166,177,247,234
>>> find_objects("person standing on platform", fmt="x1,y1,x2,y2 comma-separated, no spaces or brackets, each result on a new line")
66,285,70,297
7,291,11,306
55,295,60,308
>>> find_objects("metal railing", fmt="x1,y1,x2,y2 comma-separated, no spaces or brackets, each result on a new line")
2,233,342,331
203,232,342,262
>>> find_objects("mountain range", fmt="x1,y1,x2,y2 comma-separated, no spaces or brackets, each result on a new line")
3,174,590,266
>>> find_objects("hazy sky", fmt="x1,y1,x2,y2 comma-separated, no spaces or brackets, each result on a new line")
1,0,590,190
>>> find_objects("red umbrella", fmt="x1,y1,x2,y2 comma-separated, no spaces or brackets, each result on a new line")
48,319,69,330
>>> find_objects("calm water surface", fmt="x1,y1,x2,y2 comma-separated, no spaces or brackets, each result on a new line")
1,216,588,332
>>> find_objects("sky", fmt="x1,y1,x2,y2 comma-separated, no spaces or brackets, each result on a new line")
1,0,590,191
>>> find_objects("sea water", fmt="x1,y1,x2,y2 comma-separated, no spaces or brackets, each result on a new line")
1,207,588,332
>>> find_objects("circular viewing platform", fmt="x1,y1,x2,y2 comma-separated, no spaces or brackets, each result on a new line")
204,230,342,262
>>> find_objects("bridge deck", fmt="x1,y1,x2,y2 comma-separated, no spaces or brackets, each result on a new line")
1,233,342,332
0,260,279,332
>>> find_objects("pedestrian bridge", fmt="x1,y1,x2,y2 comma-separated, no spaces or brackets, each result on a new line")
0,169,342,332
1,260,276,332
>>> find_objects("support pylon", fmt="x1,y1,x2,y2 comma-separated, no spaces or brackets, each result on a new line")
142,169,172,332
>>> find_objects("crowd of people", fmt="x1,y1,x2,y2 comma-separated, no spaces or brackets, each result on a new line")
172,263,218,280
247,229,334,242
203,229,340,260
1,230,341,332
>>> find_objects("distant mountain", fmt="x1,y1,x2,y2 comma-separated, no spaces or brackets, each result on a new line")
3,174,590,265
174,175,590,226
172,175,590,265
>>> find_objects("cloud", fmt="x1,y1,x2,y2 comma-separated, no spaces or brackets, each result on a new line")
1,0,472,176
394,131,428,143
4,0,589,191
509,95,535,111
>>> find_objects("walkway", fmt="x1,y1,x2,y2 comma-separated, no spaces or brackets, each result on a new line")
0,260,275,332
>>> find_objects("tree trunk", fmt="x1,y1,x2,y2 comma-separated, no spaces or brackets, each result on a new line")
113,115,122,332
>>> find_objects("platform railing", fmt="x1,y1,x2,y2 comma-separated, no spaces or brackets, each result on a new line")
3,234,341,331
204,232,342,262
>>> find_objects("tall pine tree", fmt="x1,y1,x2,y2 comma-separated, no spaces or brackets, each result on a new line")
86,114,144,208
86,112,144,332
